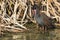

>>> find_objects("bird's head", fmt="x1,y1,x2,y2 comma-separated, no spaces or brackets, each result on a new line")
32,3,39,15
32,9,36,15
32,3,40,16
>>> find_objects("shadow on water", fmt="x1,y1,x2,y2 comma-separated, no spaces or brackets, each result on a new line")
0,29,60,40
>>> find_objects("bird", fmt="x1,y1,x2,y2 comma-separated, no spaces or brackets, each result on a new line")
32,3,55,31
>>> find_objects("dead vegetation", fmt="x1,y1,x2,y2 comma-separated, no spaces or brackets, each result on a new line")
0,0,60,34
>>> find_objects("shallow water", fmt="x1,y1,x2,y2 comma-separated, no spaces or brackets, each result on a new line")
0,29,60,40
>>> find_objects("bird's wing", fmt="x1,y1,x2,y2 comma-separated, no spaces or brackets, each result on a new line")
41,13,52,26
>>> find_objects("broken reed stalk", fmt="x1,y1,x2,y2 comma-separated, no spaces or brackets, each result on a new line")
0,0,60,34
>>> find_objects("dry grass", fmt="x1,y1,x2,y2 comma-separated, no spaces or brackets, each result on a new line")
0,0,60,34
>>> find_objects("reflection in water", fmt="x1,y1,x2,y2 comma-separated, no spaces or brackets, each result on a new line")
0,29,60,40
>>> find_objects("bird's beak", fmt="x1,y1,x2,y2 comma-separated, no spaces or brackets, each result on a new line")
32,9,36,15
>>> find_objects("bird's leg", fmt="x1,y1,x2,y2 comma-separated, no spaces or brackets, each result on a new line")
44,26,46,31
44,26,47,32
37,24,41,31
41,26,46,31
39,26,42,31
41,26,44,31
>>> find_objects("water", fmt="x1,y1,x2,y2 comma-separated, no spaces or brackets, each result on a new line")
0,29,60,40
